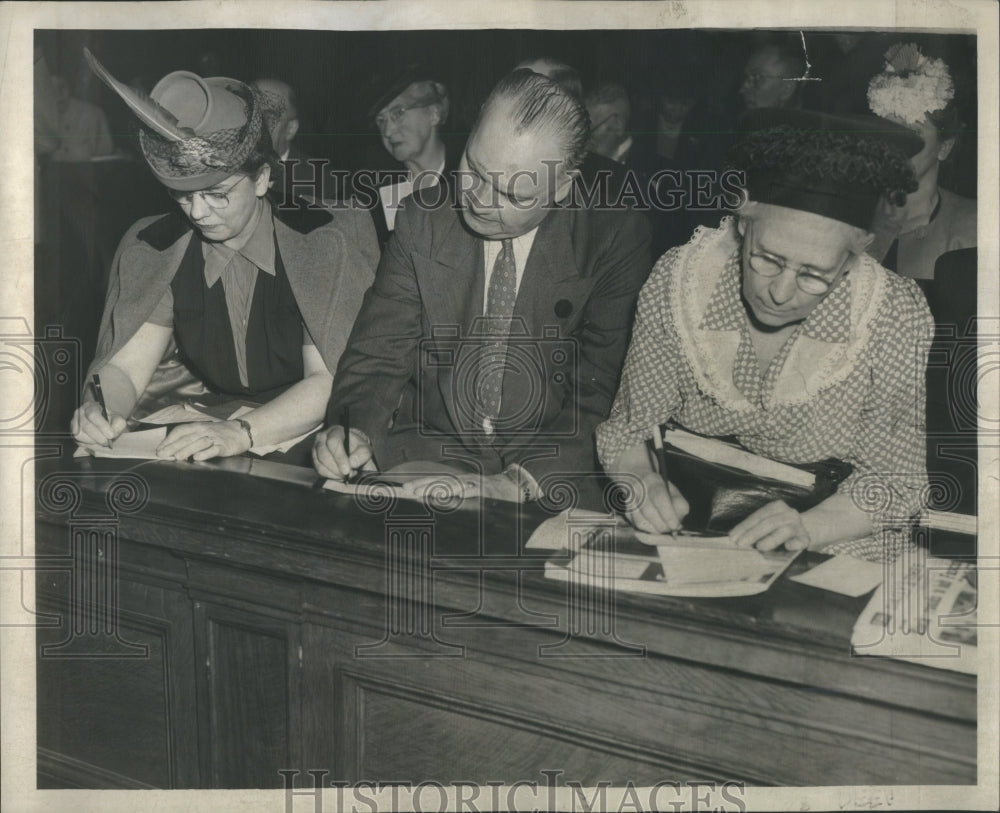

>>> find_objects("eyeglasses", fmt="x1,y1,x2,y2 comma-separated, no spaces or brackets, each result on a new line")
744,223,849,296
374,98,437,130
168,175,252,210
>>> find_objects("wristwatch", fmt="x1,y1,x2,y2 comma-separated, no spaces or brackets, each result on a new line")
234,418,255,449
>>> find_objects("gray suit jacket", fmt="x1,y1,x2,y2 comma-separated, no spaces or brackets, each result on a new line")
328,182,651,485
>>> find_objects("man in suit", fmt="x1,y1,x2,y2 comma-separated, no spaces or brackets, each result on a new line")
314,69,651,502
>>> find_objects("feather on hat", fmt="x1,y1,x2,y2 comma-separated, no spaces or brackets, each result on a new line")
85,48,267,190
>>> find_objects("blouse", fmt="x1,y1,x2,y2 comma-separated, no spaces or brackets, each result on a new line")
596,218,935,527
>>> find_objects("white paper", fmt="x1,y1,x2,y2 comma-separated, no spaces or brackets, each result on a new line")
74,427,168,460
524,509,624,550
791,555,885,597
656,546,778,585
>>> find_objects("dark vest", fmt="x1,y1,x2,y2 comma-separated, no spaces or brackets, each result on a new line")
170,234,304,401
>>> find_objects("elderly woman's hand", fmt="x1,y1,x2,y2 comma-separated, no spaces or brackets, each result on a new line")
155,420,252,462
728,500,811,551
622,471,690,534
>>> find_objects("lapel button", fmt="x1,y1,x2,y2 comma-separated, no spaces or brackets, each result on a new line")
554,299,573,318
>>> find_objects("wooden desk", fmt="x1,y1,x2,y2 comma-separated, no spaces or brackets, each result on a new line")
34,448,977,788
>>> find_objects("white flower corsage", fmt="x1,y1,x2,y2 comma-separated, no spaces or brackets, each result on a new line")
867,42,954,127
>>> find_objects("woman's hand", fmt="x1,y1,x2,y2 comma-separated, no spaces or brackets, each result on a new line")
728,500,811,551
155,420,252,462
71,401,127,448
621,470,690,533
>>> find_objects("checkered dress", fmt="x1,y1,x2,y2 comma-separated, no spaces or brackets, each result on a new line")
596,219,935,559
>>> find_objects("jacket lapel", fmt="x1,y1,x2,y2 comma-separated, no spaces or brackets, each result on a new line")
499,210,592,422
413,224,482,332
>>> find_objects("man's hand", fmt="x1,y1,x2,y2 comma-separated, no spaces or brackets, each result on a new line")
620,471,690,533
71,401,127,449
313,425,376,480
156,420,252,461
728,500,811,551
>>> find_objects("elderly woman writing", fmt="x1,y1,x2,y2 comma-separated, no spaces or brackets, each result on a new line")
596,108,933,558
71,52,377,460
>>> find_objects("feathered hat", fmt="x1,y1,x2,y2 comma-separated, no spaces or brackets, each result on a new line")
84,48,268,191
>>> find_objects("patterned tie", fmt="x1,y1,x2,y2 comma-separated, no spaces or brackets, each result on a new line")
477,238,517,436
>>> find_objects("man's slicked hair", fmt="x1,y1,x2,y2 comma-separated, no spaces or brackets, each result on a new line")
479,68,590,172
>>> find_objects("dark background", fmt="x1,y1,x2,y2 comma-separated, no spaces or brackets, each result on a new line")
37,28,977,190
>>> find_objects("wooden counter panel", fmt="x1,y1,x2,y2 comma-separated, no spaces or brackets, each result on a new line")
194,602,302,788
35,579,199,788
34,454,978,788
300,618,976,786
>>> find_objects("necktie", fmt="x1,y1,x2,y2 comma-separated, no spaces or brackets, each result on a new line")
477,238,517,436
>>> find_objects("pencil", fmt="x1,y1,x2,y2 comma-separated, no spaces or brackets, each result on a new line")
341,406,352,480
651,424,668,479
92,374,109,422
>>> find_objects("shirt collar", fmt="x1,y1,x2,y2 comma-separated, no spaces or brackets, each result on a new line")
699,249,851,343
699,251,745,331
202,201,276,286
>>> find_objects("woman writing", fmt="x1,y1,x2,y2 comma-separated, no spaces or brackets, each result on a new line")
597,108,933,559
71,53,377,460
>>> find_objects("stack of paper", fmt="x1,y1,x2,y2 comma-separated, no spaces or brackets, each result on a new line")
532,511,800,598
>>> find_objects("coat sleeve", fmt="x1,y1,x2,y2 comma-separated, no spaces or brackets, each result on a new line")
86,216,180,391
325,199,427,465
305,206,380,376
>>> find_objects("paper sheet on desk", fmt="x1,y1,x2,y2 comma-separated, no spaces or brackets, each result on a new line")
322,472,464,502
74,427,167,459
532,510,801,596
791,554,884,597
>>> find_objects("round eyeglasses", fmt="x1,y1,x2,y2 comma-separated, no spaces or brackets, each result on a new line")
744,224,849,296
374,97,437,131
168,175,252,210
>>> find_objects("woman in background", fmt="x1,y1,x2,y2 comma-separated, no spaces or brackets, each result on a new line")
865,42,975,282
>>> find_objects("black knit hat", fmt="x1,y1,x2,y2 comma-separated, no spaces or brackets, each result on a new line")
730,107,924,229
366,62,446,121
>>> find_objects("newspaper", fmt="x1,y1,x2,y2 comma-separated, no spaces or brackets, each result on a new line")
851,553,977,675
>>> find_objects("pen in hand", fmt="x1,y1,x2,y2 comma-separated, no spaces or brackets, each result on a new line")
341,406,353,482
651,423,667,480
92,373,112,447
651,423,676,534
